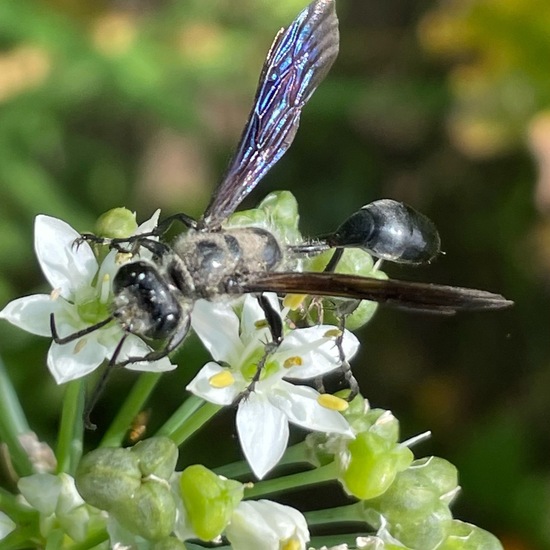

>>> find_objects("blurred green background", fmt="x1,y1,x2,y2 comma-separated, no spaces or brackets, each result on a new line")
0,0,548,548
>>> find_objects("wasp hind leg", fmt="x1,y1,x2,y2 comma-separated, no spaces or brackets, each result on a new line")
237,294,284,402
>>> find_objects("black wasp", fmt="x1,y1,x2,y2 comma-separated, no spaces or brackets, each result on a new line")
52,0,512,390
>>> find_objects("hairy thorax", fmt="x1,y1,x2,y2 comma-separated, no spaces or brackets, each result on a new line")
168,226,284,299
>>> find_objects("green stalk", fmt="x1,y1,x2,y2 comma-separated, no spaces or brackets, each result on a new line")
67,528,109,550
305,501,365,525
56,379,84,475
0,357,32,476
100,372,161,448
158,397,221,446
245,461,339,499
0,487,38,523
215,441,310,478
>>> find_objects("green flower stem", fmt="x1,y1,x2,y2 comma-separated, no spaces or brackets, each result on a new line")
100,372,162,448
67,528,109,550
214,459,251,478
2,526,42,550
45,528,64,550
0,357,32,476
245,461,340,499
0,487,37,523
56,379,85,475
216,441,310,478
305,501,365,526
158,397,221,446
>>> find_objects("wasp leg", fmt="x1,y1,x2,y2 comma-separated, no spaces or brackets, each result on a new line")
313,247,360,399
50,313,113,344
75,212,198,254
236,295,283,402
334,312,359,401
83,334,128,430
114,315,191,369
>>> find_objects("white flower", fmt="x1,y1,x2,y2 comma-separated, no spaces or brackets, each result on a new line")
0,214,175,384
226,500,309,550
187,294,358,479
0,511,15,541
18,473,92,542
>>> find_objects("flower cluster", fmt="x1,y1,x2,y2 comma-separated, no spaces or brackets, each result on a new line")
0,211,175,384
0,196,505,549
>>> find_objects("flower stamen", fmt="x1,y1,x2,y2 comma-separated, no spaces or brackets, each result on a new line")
73,338,87,354
317,393,349,412
50,288,61,301
283,356,303,368
323,328,342,339
281,537,301,550
99,273,111,304
209,370,235,388
282,293,307,310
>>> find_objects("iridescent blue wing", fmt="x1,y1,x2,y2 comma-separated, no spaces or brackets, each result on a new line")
201,0,339,227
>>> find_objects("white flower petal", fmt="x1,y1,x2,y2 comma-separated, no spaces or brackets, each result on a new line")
186,362,241,405
136,209,161,234
281,326,360,379
47,338,109,384
0,511,15,541
236,392,289,479
226,500,309,550
120,335,176,372
191,300,244,363
0,294,59,336
240,293,280,341
226,500,279,550
18,473,62,516
34,215,97,298
270,382,353,436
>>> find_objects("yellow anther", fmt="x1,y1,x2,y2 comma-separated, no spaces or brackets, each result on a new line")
254,319,269,329
283,293,307,310
50,288,61,301
317,393,349,412
323,328,342,338
100,273,111,303
73,338,87,354
209,370,235,388
283,356,303,369
116,252,133,265
281,538,301,550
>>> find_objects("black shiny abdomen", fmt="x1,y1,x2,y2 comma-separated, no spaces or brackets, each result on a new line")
330,199,441,264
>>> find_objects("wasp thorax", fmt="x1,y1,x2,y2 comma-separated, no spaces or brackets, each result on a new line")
112,261,182,340
329,199,441,265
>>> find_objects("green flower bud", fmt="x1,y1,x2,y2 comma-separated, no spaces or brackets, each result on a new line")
306,248,386,330
76,440,179,541
75,448,141,511
114,478,176,541
95,207,138,239
179,465,244,541
409,457,459,503
344,405,401,443
366,468,440,524
228,190,302,244
132,437,178,479
437,520,504,550
258,190,299,225
391,502,452,550
340,432,413,500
